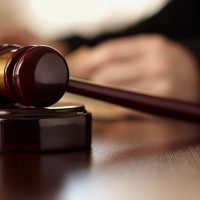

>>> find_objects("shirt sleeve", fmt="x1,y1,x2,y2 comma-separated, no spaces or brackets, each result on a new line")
60,0,200,62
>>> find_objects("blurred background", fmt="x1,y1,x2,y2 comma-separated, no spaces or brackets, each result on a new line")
0,0,184,119
0,0,169,40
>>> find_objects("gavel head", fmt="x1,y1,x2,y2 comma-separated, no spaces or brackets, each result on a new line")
0,44,69,107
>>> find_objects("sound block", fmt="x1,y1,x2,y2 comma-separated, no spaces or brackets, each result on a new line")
0,103,92,153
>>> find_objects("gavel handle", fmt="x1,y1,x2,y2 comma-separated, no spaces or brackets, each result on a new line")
67,78,200,123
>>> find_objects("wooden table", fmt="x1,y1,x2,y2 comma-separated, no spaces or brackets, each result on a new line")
0,116,200,200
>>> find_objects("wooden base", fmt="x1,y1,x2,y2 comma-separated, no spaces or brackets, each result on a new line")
0,103,92,152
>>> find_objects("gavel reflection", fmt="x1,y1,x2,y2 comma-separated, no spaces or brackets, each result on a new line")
0,44,200,123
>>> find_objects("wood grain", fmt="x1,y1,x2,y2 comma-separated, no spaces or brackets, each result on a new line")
0,118,200,200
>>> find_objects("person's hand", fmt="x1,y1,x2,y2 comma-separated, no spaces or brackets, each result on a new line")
67,34,200,103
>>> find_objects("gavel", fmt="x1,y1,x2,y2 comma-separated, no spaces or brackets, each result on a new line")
0,44,200,123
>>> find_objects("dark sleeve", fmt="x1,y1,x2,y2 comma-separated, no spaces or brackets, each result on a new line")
60,0,200,61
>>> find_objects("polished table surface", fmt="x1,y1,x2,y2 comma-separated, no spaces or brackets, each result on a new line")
0,115,200,200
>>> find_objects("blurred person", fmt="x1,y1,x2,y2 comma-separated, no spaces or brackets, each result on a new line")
62,0,200,103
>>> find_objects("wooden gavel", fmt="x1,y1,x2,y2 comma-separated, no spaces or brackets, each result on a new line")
0,44,200,123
